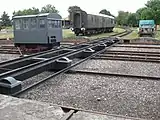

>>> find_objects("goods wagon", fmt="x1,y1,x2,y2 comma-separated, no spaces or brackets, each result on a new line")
69,9,115,36
138,20,156,37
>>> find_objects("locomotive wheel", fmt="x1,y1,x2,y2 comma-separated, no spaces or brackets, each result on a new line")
76,33,79,36
82,32,86,36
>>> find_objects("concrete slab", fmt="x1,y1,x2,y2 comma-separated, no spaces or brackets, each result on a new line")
70,111,144,120
0,94,65,120
0,94,146,120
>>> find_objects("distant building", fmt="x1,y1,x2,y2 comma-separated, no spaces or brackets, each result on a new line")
62,17,71,29
0,20,2,25
0,20,2,30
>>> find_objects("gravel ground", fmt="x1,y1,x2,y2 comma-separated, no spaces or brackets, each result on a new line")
19,73,160,120
0,54,19,62
109,47,160,52
22,71,54,89
100,54,160,59
72,59,160,77
115,44,160,47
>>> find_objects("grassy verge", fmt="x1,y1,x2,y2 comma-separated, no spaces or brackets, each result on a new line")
0,27,125,40
155,31,160,40
0,33,14,39
63,28,125,40
122,30,139,39
63,29,76,39
123,27,160,40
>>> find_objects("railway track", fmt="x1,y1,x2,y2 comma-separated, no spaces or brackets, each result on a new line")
0,29,131,96
0,28,132,54
0,37,119,95
2,28,159,120
0,45,20,54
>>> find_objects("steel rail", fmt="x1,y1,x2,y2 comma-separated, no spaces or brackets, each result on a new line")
0,39,118,81
101,51,160,57
113,45,160,49
66,70,160,81
0,28,131,67
0,39,107,69
12,41,118,96
105,50,160,54
97,54,160,60
92,56,160,63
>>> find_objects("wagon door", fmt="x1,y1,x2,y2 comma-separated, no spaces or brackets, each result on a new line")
81,11,87,28
73,12,81,28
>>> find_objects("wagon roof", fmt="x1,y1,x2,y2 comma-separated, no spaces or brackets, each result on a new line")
88,12,115,19
12,13,61,19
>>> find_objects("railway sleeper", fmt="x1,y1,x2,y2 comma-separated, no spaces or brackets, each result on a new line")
0,77,22,95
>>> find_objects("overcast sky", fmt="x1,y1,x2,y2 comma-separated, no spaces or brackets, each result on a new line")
0,0,148,18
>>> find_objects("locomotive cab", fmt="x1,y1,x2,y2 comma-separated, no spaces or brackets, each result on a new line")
13,13,62,52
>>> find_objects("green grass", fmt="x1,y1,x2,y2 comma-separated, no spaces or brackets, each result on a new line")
5,26,13,30
63,28,125,40
0,28,125,40
0,33,14,39
63,29,76,39
122,30,139,39
155,31,160,39
122,27,160,40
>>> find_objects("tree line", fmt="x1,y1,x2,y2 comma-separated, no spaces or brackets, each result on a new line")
0,4,58,28
116,0,160,27
67,0,160,27
0,0,159,29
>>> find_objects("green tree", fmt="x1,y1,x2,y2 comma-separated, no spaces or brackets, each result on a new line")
99,9,111,15
145,0,160,24
1,11,11,26
127,13,138,27
116,11,129,26
0,19,2,30
99,9,115,17
68,6,81,13
41,4,58,13
136,7,147,21
136,0,160,24
140,8,154,20
13,7,40,16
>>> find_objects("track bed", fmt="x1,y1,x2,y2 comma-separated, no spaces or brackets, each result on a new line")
1,38,160,120
19,72,160,120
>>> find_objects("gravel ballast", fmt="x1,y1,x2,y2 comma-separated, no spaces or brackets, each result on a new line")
72,59,160,77
19,73,160,120
0,54,19,62
109,47,160,52
22,71,54,89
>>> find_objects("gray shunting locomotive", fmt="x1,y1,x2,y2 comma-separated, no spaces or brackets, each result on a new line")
69,9,115,36
13,13,62,51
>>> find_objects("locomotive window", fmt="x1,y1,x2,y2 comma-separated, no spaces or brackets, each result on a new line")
39,19,45,28
58,20,62,28
92,17,93,22
15,19,21,30
54,20,58,28
111,19,114,24
48,20,52,28
31,18,37,29
48,20,61,28
22,19,29,29
54,20,61,28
